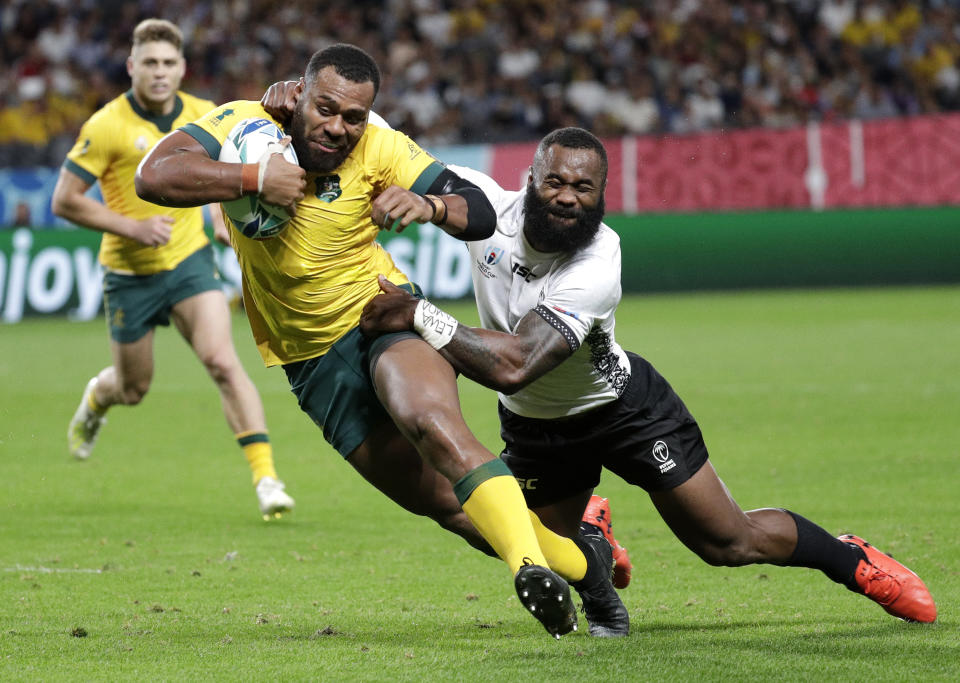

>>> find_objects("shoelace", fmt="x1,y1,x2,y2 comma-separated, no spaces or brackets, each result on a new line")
859,561,901,604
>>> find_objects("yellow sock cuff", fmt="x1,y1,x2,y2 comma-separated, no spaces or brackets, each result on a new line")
460,469,547,573
236,432,276,484
453,458,511,504
87,390,105,414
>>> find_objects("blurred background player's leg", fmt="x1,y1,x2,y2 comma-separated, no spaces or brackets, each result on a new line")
68,331,155,459
171,289,295,519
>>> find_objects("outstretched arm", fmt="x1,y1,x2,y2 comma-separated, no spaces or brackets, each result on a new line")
135,130,305,214
360,275,572,393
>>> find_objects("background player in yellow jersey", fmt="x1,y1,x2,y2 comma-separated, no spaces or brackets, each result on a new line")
51,19,295,520
136,43,625,638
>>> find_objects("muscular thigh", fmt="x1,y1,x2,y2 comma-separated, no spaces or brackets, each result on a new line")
283,327,396,459
648,460,755,555
280,282,429,459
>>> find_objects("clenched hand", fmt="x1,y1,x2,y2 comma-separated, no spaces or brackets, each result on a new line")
359,275,420,337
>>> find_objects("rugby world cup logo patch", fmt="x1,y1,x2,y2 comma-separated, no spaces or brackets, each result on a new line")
485,247,504,265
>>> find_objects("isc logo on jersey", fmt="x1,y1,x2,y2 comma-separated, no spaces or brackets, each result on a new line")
511,262,539,282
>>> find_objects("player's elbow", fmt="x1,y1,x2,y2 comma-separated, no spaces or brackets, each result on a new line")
50,188,78,221
134,153,178,206
50,193,68,219
490,368,531,395
134,164,161,203
472,195,497,239
463,189,496,239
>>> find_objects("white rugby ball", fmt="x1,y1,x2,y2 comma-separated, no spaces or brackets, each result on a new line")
219,117,299,240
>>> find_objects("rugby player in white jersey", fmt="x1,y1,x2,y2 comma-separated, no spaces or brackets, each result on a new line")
360,127,937,625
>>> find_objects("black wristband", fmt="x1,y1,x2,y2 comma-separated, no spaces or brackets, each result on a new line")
422,194,447,225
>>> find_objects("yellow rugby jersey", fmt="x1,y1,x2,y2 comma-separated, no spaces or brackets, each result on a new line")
182,101,445,366
64,90,216,274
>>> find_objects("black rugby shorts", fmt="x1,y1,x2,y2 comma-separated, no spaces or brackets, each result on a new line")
499,351,709,507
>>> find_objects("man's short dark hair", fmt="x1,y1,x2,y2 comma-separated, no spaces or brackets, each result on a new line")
534,127,608,183
305,43,381,97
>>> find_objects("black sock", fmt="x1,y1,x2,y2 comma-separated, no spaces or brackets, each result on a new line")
783,510,864,589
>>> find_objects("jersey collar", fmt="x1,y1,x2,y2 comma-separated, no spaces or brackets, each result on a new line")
125,90,184,133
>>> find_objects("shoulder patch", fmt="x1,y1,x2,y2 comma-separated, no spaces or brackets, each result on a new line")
407,140,422,160
211,108,235,126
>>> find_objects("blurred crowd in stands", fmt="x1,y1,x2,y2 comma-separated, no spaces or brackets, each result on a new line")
3,0,960,168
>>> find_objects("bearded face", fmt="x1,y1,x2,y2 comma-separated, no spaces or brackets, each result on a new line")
522,177,605,253
520,144,606,253
288,66,372,173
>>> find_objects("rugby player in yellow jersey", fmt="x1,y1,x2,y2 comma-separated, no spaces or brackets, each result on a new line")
136,43,622,638
51,19,295,520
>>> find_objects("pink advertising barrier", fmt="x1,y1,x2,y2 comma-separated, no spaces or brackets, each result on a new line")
488,114,960,212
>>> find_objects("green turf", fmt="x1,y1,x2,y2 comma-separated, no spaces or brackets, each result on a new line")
1,286,957,681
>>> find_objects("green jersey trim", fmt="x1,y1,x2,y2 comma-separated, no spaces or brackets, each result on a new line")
409,160,445,195
180,123,222,160
63,159,97,185
125,90,184,133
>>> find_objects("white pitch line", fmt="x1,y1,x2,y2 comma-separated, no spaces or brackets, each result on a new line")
4,565,103,574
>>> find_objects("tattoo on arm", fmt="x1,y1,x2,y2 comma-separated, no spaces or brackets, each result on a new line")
438,311,574,392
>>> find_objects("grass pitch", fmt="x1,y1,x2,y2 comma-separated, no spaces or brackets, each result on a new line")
1,286,958,681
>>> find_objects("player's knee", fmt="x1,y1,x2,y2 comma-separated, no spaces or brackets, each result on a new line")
119,380,149,405
693,536,755,567
201,351,239,385
395,408,446,451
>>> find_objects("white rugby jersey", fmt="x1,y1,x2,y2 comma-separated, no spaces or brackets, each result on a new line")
450,165,632,419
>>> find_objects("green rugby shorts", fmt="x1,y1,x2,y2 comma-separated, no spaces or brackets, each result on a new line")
282,283,424,458
102,245,222,343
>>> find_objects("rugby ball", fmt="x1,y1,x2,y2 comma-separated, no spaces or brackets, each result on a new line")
219,117,299,240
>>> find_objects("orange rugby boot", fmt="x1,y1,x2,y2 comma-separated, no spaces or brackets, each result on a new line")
581,495,633,589
839,534,937,623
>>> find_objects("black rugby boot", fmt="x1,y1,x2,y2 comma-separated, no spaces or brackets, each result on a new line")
514,560,578,639
571,531,630,637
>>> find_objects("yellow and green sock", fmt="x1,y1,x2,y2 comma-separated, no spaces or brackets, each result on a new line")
87,388,106,415
236,431,276,484
455,459,548,574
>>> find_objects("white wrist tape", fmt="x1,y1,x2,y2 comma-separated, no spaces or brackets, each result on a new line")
258,142,285,193
413,299,459,350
